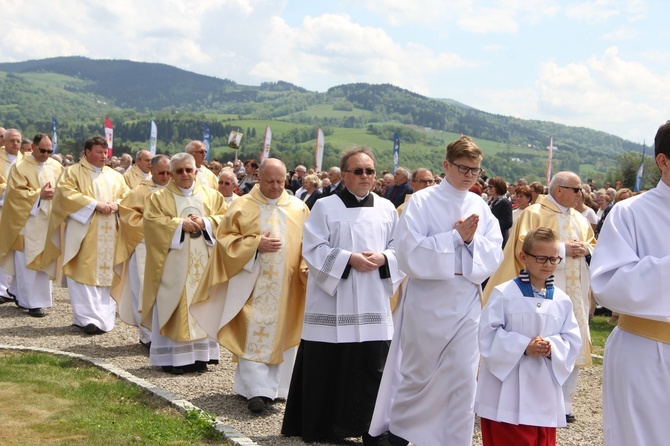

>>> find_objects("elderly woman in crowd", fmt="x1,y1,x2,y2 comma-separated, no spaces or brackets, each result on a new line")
299,173,321,210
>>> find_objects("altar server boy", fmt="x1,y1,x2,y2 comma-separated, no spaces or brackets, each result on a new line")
476,227,582,446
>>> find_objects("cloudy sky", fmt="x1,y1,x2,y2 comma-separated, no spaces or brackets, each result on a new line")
2,0,668,142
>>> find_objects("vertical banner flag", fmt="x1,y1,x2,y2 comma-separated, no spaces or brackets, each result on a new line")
51,117,58,154
315,128,325,172
104,117,114,158
148,120,157,155
546,136,554,184
393,133,400,174
202,123,211,162
228,131,243,163
260,126,272,162
634,142,646,192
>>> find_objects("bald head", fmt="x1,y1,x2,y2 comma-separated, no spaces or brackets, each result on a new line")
549,171,582,208
258,158,287,199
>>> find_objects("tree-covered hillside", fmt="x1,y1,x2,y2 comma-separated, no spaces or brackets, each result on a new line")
0,56,651,185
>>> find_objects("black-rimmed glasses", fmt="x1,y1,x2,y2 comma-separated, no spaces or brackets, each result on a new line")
525,252,563,265
449,161,481,176
39,148,54,154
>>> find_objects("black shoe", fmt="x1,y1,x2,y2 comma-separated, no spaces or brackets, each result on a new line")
140,340,151,349
0,295,14,304
28,308,46,318
182,361,208,373
363,432,389,446
247,396,266,413
83,323,99,334
161,366,185,375
566,414,576,423
388,431,410,446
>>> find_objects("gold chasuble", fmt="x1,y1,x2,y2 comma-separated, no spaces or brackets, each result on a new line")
197,165,218,189
190,185,309,365
483,195,596,366
123,165,148,190
42,158,129,286
0,156,63,276
0,149,23,231
142,181,227,342
111,179,162,324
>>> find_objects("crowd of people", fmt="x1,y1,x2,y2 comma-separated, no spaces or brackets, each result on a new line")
0,122,668,446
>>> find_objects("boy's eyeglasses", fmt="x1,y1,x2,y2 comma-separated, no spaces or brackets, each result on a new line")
524,252,563,265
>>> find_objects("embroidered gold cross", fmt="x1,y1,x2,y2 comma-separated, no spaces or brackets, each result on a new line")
253,326,270,342
263,264,279,280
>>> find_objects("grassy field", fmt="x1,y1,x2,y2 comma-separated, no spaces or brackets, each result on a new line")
589,315,616,358
0,351,226,446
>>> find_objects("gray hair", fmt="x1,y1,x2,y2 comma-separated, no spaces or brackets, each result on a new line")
218,168,238,185
151,154,170,168
395,167,410,180
136,149,152,161
170,152,195,171
184,140,204,153
411,167,432,181
548,171,579,195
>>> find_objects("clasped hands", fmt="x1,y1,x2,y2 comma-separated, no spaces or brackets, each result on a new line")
349,251,386,272
526,336,552,357
565,239,590,258
95,201,119,215
182,215,205,233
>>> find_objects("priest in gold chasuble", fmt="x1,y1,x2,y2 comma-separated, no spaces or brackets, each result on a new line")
0,133,63,316
142,153,228,375
111,154,171,348
483,171,596,421
190,158,309,412
0,129,23,302
42,136,129,334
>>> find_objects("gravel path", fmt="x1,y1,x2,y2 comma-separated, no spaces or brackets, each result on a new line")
1,287,604,445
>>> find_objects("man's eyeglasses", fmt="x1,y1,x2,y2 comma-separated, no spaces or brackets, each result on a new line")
218,181,233,186
175,167,194,175
524,252,563,265
449,161,481,176
156,170,171,176
416,179,435,185
39,148,54,154
191,150,207,155
344,168,376,176
559,185,582,193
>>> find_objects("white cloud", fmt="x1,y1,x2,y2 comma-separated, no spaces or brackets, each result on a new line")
566,0,619,24
600,27,636,41
354,0,470,26
247,14,473,94
532,47,669,140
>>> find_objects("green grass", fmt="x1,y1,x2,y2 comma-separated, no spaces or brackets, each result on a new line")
283,103,373,119
589,315,616,357
0,351,226,445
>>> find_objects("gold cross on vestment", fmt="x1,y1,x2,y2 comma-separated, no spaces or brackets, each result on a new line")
263,264,279,281
253,326,270,342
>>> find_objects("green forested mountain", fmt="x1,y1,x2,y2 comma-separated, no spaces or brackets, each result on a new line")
0,56,651,186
